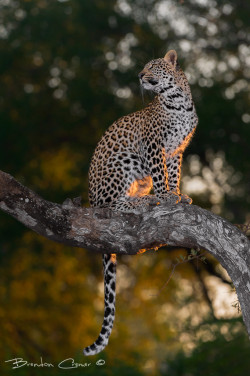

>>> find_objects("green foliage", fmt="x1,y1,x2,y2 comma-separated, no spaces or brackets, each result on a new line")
166,331,250,376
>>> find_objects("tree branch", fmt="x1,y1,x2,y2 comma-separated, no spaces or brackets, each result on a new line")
0,170,250,338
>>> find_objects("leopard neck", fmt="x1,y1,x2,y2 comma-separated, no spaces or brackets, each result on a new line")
154,89,194,112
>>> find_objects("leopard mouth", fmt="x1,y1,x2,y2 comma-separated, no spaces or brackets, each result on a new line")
139,72,159,87
140,78,159,91
147,78,158,85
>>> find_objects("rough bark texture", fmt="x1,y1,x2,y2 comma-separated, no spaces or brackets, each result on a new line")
0,170,250,338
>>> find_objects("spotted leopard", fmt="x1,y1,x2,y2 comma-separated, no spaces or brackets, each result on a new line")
83,50,198,356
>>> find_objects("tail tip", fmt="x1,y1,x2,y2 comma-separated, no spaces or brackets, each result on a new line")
83,339,108,356
83,341,106,356
83,346,96,356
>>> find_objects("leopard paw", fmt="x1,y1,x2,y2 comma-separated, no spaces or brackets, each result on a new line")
179,193,192,204
156,191,181,204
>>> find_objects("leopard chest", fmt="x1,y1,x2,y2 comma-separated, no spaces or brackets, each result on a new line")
140,104,195,161
160,106,196,155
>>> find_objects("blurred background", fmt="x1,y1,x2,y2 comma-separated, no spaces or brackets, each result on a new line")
0,0,250,375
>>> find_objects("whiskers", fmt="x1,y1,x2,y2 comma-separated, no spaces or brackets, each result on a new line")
139,83,154,104
140,83,145,105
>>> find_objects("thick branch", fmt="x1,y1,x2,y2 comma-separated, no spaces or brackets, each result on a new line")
0,170,250,337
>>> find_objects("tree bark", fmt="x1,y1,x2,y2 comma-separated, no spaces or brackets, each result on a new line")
0,170,250,337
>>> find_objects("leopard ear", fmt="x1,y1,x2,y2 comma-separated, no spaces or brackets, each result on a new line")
164,50,177,68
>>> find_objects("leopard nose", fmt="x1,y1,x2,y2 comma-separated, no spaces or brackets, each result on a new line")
138,71,145,79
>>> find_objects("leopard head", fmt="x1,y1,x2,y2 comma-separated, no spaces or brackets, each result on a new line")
138,50,191,96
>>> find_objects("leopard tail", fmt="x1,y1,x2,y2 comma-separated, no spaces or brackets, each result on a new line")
83,253,116,356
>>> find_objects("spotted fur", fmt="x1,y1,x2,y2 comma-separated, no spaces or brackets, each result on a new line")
83,50,198,355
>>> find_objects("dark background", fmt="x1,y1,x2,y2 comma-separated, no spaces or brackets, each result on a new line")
0,0,249,375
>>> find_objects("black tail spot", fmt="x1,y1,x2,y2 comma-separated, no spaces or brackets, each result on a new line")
95,336,103,346
109,293,114,303
104,307,111,317
101,327,107,335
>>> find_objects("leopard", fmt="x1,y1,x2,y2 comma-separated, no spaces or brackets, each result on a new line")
83,49,198,356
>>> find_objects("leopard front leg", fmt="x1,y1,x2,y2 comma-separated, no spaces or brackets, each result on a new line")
146,147,181,204
166,153,192,204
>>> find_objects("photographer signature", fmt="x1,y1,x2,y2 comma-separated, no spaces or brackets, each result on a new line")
5,357,105,369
